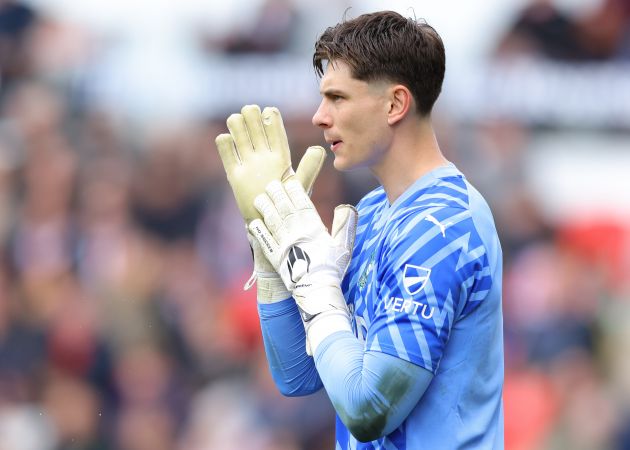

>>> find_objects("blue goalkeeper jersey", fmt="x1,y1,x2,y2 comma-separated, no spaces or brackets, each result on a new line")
337,163,504,449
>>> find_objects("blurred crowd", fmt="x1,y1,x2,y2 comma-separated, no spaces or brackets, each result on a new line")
495,0,630,62
0,0,629,449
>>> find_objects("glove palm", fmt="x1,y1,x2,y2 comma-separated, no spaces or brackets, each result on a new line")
215,105,326,301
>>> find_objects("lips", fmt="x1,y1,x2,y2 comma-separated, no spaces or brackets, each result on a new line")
330,140,342,152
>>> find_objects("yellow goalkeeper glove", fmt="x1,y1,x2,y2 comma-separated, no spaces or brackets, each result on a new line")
215,105,326,302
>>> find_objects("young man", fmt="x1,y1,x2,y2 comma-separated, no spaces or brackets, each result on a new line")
221,10,504,450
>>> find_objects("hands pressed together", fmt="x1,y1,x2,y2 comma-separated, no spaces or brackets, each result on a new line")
214,104,357,355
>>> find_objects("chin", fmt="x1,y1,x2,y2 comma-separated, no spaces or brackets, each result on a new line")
333,156,351,171
334,155,368,173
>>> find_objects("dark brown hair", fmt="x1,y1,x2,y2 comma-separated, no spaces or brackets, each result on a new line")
313,10,445,116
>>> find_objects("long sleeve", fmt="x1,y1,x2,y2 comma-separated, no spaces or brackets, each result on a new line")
258,298,323,396
314,331,433,442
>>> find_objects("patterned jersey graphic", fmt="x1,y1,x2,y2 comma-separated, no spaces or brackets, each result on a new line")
337,165,504,450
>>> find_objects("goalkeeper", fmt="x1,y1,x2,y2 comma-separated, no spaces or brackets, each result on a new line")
215,10,504,450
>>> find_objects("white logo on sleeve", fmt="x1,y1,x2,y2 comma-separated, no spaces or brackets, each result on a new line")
425,214,452,237
402,264,431,295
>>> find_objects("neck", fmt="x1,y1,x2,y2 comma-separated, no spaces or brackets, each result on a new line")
372,117,449,204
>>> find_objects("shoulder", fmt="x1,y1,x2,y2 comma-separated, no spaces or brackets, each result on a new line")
401,173,471,213
387,174,473,240
381,174,494,272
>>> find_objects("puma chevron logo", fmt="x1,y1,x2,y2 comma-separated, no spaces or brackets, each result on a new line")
424,214,452,238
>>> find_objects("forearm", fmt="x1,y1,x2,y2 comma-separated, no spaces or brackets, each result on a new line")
314,331,433,442
258,298,323,396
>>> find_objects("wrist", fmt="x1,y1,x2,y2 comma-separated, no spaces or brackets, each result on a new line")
296,284,352,354
256,272,291,304
306,309,353,355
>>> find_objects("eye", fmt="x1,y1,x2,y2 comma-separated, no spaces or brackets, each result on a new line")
326,93,343,102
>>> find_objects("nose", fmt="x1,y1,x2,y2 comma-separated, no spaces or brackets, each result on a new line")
312,99,330,129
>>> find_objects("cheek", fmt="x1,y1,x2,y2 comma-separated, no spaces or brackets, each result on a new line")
362,120,391,151
360,103,389,138
346,111,377,136
341,101,390,152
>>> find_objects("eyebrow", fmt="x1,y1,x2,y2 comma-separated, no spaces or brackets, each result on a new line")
320,88,347,97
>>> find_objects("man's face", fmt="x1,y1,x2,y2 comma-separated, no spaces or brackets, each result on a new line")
312,60,393,171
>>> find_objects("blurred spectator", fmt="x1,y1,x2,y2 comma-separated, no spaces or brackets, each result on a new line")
0,1,37,95
216,0,298,54
42,372,109,450
114,405,175,450
0,260,46,405
131,125,208,244
574,0,630,61
176,378,299,450
495,0,588,61
112,342,185,449
496,0,630,61
544,351,622,450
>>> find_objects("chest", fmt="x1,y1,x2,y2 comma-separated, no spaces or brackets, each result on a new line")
344,211,389,337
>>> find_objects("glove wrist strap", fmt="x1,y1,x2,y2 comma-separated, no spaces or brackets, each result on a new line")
306,309,352,356
297,285,352,355
246,271,291,304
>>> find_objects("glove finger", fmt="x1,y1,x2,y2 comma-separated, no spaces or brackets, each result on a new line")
227,113,254,161
265,179,295,219
261,107,290,158
295,146,326,194
254,190,284,236
248,219,281,268
215,133,241,169
331,204,358,256
241,105,268,152
284,179,314,211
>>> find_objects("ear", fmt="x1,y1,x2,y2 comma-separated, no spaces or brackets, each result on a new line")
387,85,413,126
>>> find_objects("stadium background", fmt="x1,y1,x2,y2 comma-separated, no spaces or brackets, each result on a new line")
0,0,629,448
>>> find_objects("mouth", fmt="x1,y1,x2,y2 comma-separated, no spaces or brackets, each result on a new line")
330,140,342,152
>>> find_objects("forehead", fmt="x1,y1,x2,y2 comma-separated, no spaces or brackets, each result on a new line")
319,60,388,95
320,60,362,90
